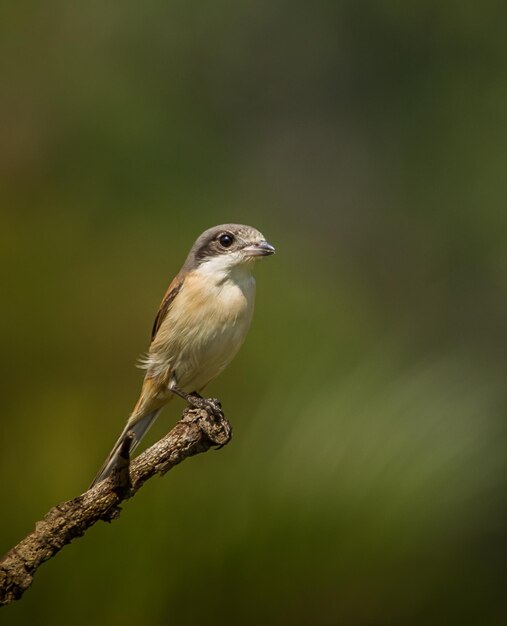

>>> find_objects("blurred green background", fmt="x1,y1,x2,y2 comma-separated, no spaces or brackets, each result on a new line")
1,1,507,624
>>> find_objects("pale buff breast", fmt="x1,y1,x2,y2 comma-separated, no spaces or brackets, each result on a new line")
148,266,256,392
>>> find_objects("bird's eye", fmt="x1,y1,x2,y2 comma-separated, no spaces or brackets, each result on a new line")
218,233,234,248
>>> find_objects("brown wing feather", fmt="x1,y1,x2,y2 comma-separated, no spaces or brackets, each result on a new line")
151,274,184,342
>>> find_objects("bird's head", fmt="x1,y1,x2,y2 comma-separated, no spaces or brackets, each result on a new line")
185,224,275,276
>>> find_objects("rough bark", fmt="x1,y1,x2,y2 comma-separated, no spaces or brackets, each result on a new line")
0,402,232,607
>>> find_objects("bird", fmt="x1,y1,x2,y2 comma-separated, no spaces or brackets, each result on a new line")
90,223,275,487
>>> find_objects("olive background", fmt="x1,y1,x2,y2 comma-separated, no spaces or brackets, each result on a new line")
1,2,506,625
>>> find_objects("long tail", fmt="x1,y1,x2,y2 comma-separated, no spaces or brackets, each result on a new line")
89,409,162,488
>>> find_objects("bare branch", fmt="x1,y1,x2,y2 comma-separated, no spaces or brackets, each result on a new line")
0,402,232,607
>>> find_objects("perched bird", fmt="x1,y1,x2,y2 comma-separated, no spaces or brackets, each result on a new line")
90,224,275,487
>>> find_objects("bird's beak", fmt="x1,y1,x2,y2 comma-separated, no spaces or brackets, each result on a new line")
243,240,276,257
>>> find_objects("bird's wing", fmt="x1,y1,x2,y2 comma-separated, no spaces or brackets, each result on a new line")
151,274,184,342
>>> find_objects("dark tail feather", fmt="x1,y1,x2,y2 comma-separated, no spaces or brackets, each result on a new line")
89,409,161,489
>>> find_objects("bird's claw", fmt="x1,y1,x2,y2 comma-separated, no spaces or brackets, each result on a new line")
187,392,222,416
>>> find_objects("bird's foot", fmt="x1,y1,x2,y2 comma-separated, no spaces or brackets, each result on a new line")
185,393,230,448
170,385,223,418
174,389,230,447
187,392,222,417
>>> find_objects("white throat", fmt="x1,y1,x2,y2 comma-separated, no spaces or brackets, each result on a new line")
195,253,254,286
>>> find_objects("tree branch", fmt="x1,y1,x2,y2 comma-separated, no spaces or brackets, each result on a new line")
0,401,232,607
